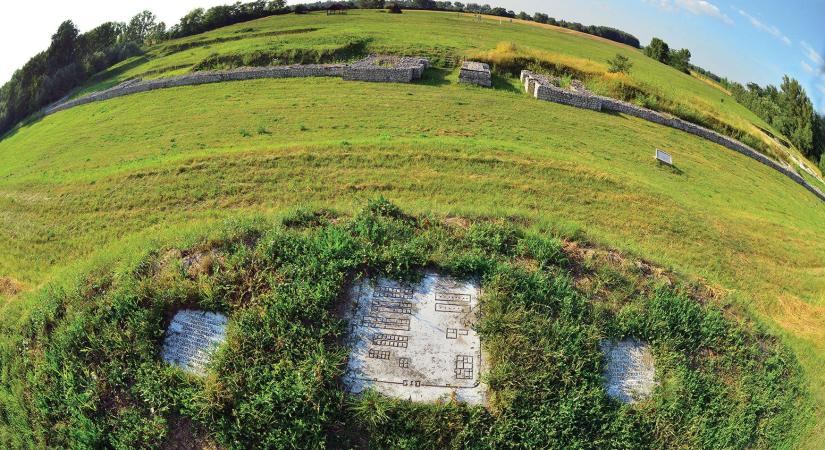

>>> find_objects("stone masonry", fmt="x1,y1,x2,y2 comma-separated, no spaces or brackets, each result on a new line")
459,61,492,87
520,70,825,202
342,55,429,83
44,56,429,116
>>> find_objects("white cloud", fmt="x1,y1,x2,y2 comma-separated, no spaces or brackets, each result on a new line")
646,0,733,24
737,9,791,45
676,0,733,24
817,83,825,96
800,41,824,68
801,60,815,74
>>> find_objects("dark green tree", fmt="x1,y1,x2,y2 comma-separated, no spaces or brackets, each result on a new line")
644,37,670,64
779,76,815,154
668,48,691,73
125,10,158,43
46,21,80,70
358,0,385,8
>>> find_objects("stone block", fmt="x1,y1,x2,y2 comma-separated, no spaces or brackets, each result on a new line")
459,61,491,87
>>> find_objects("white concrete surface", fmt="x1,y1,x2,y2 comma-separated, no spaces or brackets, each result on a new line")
162,309,227,375
601,339,656,403
342,273,486,404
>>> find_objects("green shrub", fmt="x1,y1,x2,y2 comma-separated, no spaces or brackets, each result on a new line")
607,54,633,74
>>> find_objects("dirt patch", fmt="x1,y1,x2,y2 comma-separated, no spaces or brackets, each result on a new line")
162,415,222,450
182,249,221,278
562,241,727,306
0,276,23,296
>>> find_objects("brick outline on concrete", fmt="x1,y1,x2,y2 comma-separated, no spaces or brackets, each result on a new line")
521,70,825,203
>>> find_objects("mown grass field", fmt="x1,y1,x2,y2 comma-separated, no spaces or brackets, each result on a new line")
74,9,813,166
1,9,824,448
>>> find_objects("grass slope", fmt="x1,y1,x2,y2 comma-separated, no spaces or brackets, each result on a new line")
74,10,810,165
0,202,806,448
0,10,823,448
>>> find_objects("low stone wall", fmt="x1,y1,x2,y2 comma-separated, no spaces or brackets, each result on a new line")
459,61,491,87
522,70,602,111
520,71,825,202
45,64,347,115
44,56,429,116
341,56,428,83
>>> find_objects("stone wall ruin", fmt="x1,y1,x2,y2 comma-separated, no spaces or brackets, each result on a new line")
341,55,428,83
459,61,492,87
520,70,825,202
44,56,429,116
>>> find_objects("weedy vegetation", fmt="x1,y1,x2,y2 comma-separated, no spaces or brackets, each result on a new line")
0,201,805,449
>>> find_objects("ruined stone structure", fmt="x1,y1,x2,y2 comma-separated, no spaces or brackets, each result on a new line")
342,55,429,83
44,56,429,116
459,61,492,87
520,70,825,202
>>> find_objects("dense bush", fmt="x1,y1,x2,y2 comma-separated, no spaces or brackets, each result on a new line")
607,54,633,74
387,2,403,13
0,200,805,448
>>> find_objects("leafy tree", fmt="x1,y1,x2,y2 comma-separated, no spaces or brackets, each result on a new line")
814,113,825,162
47,21,80,71
358,0,385,8
516,11,530,20
607,54,633,74
533,12,549,24
125,11,158,43
779,76,814,153
668,48,691,73
414,0,436,9
644,37,670,64
175,8,205,36
387,2,402,13
293,4,308,14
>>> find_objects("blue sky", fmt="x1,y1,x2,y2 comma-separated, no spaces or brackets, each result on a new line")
502,0,825,112
2,1,823,111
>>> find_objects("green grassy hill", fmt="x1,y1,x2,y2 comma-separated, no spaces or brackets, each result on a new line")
0,9,823,449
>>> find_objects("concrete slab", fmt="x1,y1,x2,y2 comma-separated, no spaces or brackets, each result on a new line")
601,339,656,403
342,273,486,404
162,309,227,375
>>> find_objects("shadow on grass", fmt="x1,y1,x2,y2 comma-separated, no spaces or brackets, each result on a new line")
419,68,451,87
490,74,523,94
657,160,684,175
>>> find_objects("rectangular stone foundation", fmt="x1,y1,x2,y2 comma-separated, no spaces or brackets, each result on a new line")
459,61,491,87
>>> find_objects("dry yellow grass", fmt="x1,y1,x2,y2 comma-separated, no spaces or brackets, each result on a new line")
460,13,639,50
690,70,733,96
